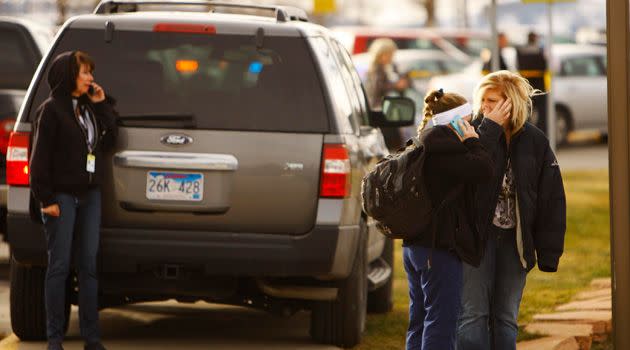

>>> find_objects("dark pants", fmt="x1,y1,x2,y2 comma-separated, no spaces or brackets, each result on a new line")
43,189,102,345
403,245,463,350
457,226,527,350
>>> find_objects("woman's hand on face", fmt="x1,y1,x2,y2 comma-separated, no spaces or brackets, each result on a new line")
42,204,60,217
485,98,512,126
89,83,106,103
458,119,479,141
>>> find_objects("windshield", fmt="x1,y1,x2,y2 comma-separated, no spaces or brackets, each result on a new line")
27,29,329,133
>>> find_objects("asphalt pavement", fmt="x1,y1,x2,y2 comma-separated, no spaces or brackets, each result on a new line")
556,143,608,171
0,290,339,350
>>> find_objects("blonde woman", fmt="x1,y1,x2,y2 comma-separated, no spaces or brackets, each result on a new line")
403,89,492,350
365,38,410,149
365,38,409,110
457,70,566,350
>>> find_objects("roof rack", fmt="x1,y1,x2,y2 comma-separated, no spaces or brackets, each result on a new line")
93,0,309,23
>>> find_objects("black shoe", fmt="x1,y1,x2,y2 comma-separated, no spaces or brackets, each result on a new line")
47,342,64,350
84,342,106,350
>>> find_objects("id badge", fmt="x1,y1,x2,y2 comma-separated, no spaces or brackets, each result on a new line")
86,154,96,173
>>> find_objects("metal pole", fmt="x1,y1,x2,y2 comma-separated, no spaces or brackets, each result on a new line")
490,0,499,72
463,0,468,28
607,0,630,347
546,0,556,152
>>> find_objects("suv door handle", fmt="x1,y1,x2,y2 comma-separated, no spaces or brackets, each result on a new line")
114,151,238,171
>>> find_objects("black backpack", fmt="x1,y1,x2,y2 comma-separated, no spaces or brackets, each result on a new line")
361,137,461,240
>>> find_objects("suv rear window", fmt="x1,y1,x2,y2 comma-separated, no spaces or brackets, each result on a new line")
27,28,329,133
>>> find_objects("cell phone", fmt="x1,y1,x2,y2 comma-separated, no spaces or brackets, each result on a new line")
87,84,94,96
449,116,465,137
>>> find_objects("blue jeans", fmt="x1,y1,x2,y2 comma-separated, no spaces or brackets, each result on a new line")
457,227,527,350
403,245,463,350
43,189,102,345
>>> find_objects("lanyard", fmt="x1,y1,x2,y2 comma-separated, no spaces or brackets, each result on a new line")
75,105,94,153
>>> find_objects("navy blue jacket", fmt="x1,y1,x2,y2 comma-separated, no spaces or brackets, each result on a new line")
474,117,566,272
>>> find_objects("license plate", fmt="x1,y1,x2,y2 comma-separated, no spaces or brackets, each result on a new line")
146,171,203,201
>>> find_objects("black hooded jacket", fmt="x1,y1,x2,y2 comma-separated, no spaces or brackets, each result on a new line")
30,51,118,207
473,117,566,272
403,125,493,267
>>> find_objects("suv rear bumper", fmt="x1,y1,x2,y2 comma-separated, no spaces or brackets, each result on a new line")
8,213,360,278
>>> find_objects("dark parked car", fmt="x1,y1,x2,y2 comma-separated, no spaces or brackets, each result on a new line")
7,1,414,348
0,16,52,234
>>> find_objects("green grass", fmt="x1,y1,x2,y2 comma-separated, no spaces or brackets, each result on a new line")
354,170,611,349
519,170,610,323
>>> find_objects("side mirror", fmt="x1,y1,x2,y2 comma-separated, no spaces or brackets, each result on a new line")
369,96,415,128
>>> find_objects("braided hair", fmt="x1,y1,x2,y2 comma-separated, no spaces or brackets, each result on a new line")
417,88,468,134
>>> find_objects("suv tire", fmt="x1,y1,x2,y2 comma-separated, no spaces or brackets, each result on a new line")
10,257,70,340
367,238,394,313
310,221,368,348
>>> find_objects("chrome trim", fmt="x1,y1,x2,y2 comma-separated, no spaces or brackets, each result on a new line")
114,151,238,171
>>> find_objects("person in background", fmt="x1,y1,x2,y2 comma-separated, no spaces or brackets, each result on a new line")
365,38,410,109
30,51,118,350
365,38,410,150
457,70,566,350
403,89,493,350
482,32,509,75
517,31,549,138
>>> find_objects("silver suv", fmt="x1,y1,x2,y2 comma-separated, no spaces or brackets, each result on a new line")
7,1,415,347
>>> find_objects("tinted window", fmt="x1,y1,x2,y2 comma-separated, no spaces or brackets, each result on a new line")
0,26,38,89
310,37,354,134
28,29,329,133
561,56,603,77
330,41,362,132
332,41,370,125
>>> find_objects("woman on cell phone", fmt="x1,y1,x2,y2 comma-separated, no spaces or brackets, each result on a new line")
30,51,118,350
457,70,566,350
402,89,493,350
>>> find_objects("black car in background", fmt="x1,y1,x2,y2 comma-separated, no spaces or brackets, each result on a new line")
0,16,52,235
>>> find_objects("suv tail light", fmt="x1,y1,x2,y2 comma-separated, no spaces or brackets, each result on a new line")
320,144,351,198
0,119,16,155
6,131,30,186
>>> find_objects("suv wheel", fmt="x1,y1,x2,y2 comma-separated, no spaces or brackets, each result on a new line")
10,257,70,340
367,238,394,313
310,221,368,348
